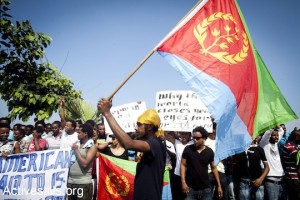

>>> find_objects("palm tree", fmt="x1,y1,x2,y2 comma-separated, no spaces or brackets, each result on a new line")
63,98,99,123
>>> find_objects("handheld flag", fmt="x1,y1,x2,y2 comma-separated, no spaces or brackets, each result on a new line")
98,154,170,200
156,0,297,162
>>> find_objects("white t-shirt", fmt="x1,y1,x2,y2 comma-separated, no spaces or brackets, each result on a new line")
205,137,225,173
174,139,194,176
46,133,62,150
165,140,176,165
60,130,78,149
259,128,284,177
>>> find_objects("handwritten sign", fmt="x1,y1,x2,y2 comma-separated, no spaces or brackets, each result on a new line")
104,101,147,134
0,149,72,200
156,90,212,132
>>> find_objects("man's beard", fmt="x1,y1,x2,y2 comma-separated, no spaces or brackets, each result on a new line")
135,132,147,140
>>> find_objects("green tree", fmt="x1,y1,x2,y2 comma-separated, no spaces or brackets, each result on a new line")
0,0,81,121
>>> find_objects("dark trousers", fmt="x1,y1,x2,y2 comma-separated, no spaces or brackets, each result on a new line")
172,174,186,200
209,172,228,200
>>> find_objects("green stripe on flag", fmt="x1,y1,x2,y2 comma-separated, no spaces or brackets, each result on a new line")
235,0,298,138
101,153,137,175
253,51,298,137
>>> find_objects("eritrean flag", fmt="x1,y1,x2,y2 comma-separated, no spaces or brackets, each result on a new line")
156,0,297,162
97,154,170,200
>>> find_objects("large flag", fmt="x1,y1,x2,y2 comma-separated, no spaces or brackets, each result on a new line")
97,154,170,200
156,0,297,162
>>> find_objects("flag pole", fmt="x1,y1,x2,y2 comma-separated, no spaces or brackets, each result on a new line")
106,0,204,100
107,50,155,100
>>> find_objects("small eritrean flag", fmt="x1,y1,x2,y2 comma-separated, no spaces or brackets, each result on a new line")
97,154,170,200
156,0,297,163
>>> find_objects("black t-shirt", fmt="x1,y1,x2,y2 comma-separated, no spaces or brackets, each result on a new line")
182,145,214,190
133,137,166,200
236,145,267,180
101,146,128,160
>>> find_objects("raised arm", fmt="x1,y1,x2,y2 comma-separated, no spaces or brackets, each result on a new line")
59,97,66,128
98,98,151,153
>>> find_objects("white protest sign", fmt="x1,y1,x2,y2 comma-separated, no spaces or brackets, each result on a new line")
156,90,212,132
0,149,72,200
104,101,147,135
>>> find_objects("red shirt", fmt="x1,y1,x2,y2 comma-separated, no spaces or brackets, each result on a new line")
27,138,47,152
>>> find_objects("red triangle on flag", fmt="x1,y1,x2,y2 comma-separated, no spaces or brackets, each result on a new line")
98,154,135,200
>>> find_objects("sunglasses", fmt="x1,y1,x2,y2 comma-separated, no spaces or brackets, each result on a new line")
192,136,203,141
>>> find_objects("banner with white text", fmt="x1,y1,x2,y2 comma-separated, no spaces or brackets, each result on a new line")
156,90,212,132
104,101,147,135
0,149,72,200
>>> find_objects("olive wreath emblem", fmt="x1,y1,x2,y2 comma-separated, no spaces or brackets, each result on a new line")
194,12,249,64
105,172,130,197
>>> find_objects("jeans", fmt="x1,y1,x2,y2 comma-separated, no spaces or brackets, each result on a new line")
264,180,287,200
185,187,212,200
239,181,264,200
226,175,236,200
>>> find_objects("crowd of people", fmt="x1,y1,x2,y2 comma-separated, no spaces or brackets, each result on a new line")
0,98,300,200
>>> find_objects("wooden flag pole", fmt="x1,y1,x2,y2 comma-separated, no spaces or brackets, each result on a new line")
106,0,204,101
107,50,155,100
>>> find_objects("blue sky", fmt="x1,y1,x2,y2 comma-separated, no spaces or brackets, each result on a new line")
1,0,299,130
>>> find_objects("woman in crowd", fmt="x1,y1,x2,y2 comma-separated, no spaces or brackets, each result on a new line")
46,121,62,150
99,134,128,160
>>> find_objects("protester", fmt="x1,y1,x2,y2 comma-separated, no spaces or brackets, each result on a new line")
75,119,83,133
35,120,48,138
164,130,193,200
97,123,108,141
27,126,48,152
98,98,166,200
160,132,176,200
92,128,98,144
235,137,270,200
45,123,52,135
282,129,300,199
60,120,78,149
223,155,238,200
206,122,228,200
68,123,97,200
180,126,223,200
0,124,20,156
91,127,98,200
0,117,14,141
13,127,28,153
259,127,287,200
25,124,34,141
46,121,62,150
163,131,177,199
100,134,129,160
85,119,97,130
